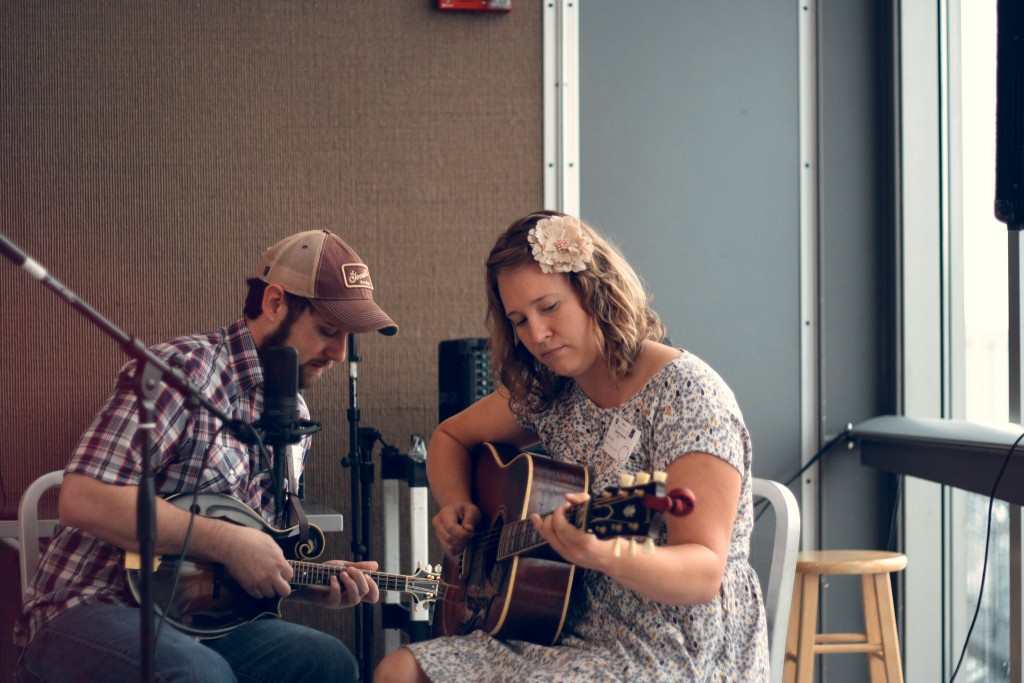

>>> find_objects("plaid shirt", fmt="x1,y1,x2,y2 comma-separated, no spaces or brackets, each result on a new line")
14,318,312,648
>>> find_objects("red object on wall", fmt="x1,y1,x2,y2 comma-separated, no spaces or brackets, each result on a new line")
436,0,511,12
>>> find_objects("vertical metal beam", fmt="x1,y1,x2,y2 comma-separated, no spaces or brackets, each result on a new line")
798,0,820,553
899,0,948,678
543,0,579,216
1009,230,1023,683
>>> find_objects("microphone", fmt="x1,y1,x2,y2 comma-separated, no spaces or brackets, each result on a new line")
254,347,322,514
259,346,302,445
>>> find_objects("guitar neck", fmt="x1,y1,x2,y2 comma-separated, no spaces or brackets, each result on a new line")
497,501,588,560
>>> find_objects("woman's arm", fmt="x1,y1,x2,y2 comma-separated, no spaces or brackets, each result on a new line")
426,390,537,556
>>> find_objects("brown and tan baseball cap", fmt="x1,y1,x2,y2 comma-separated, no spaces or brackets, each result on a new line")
257,230,398,336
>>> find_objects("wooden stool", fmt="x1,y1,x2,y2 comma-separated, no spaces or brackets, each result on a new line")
783,550,907,683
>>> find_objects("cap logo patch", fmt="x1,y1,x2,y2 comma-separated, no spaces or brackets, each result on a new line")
342,263,374,290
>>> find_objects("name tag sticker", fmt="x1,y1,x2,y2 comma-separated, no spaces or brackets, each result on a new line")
601,415,641,464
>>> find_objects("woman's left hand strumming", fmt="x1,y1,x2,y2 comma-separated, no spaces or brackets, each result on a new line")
530,492,610,570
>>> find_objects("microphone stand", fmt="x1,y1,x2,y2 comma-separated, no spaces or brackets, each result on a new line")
357,424,378,681
0,232,259,683
343,332,369,680
343,332,381,681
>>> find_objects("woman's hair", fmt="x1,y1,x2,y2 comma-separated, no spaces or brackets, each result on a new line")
485,210,666,411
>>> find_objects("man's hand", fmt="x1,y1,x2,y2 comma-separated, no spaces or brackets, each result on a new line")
219,524,295,599
290,560,381,609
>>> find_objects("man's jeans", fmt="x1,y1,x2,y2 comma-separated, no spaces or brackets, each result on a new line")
17,604,359,683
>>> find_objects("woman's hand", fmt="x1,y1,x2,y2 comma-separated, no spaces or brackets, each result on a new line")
529,492,610,570
432,501,482,558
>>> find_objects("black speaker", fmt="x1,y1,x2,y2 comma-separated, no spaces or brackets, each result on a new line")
438,338,494,422
995,0,1024,229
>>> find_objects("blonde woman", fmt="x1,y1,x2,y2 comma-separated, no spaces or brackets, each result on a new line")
375,211,768,682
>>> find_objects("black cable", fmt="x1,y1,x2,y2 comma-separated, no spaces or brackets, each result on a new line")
147,337,233,644
948,429,1024,683
755,429,852,522
783,428,853,489
885,474,903,552
154,424,228,643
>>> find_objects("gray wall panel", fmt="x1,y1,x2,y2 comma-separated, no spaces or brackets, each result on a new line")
580,1,802,482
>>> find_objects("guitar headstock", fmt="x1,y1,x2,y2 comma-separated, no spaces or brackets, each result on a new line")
585,471,696,553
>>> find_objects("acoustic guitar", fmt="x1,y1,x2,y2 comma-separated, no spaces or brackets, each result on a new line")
124,493,441,639
431,442,695,645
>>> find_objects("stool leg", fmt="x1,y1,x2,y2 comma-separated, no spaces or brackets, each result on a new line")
784,574,803,683
873,573,904,683
861,574,885,683
795,574,819,683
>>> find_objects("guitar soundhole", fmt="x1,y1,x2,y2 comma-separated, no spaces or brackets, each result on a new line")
455,514,509,634
483,517,502,575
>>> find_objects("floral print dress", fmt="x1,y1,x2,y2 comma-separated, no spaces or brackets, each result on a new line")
408,351,769,682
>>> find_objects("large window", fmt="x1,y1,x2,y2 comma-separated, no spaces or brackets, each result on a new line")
959,0,1009,679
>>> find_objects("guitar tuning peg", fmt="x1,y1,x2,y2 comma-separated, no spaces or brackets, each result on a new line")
612,538,622,557
643,538,655,555
652,470,668,483
635,472,651,485
620,473,635,487
628,538,638,557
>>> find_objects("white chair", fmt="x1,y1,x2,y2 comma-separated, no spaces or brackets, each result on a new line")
18,470,64,601
752,477,801,683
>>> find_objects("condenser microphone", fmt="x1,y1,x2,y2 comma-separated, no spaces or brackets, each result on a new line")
257,346,322,516
260,346,301,445
263,346,299,517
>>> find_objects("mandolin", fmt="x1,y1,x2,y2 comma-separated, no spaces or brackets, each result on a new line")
124,493,441,639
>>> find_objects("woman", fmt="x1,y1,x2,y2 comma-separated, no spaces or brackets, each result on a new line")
375,211,768,682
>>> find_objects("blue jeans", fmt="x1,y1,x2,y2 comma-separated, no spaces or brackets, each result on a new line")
17,604,360,683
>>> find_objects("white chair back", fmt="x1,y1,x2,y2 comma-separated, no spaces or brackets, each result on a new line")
18,470,64,601
752,477,801,683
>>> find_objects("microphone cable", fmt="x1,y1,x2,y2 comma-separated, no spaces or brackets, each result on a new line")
154,424,227,644
754,428,852,522
948,428,1024,682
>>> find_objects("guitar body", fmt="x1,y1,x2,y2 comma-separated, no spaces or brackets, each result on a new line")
433,442,589,645
124,493,325,639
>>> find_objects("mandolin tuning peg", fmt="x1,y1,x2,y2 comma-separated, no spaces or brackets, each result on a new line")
643,538,655,555
652,470,668,483
635,472,651,485
620,472,635,487
612,538,622,557
628,538,638,557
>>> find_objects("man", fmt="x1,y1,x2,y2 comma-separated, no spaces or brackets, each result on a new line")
15,230,397,683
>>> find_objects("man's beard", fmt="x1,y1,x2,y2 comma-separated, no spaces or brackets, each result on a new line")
258,314,317,389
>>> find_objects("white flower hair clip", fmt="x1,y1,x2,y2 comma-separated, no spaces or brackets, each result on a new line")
527,215,595,274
